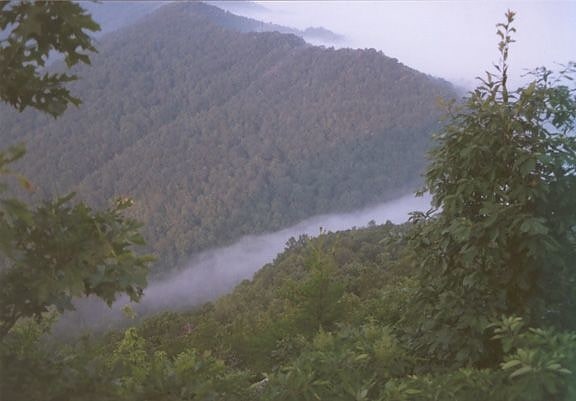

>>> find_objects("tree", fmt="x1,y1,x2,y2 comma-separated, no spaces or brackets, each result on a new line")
288,237,345,334
405,10,576,366
0,0,99,116
0,0,152,339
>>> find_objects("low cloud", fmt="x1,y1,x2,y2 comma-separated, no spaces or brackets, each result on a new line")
56,193,430,333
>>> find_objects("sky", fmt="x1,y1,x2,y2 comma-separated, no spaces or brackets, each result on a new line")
244,1,576,89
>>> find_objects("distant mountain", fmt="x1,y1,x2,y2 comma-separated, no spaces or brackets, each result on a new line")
196,1,345,45
82,1,344,46
0,2,456,275
81,1,163,37
207,0,269,14
302,26,344,44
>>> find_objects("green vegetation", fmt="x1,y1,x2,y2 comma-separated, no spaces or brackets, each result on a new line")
402,13,576,367
0,1,99,116
1,4,574,401
0,0,151,352
0,2,455,276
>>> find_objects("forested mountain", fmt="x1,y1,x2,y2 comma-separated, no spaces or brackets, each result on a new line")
9,218,575,400
80,1,163,37
84,1,343,49
0,2,455,275
208,0,269,15
201,2,345,44
2,5,574,400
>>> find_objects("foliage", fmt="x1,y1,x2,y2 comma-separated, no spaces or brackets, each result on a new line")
494,316,576,401
284,236,345,334
3,220,575,400
1,321,251,401
162,224,409,371
0,161,151,337
404,10,576,366
0,2,455,276
2,6,575,401
0,315,66,401
103,327,251,401
0,0,152,338
113,12,574,400
381,317,576,401
262,323,412,401
0,0,99,116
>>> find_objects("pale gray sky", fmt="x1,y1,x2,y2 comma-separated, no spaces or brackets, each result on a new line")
248,1,576,88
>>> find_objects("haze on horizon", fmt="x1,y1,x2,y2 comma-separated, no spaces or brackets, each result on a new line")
241,1,576,89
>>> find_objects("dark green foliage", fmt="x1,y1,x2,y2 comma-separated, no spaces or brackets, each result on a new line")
261,324,411,401
284,238,345,334
0,172,151,338
404,11,576,366
3,218,574,400
0,0,99,116
0,0,151,367
381,317,576,401
102,328,251,401
1,321,252,401
133,224,412,372
0,2,455,276
102,219,574,401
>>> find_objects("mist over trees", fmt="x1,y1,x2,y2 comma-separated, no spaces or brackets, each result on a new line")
1,2,455,276
1,2,574,400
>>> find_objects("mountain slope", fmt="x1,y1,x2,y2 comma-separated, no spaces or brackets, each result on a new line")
81,1,163,37
0,2,456,274
203,1,344,44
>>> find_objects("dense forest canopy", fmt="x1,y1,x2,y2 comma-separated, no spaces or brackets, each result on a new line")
1,3,574,401
0,2,456,276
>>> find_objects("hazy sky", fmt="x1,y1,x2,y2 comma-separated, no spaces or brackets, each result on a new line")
247,1,575,88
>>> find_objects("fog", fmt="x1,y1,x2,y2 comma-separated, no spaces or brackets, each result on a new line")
239,1,576,89
141,193,430,310
57,193,430,332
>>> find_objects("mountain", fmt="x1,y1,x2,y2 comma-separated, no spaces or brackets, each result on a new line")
193,1,345,44
133,221,413,371
0,2,456,275
302,26,344,44
82,1,344,46
207,0,269,15
81,1,164,37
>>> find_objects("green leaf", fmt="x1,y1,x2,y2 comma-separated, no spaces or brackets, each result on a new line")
519,218,549,235
509,365,533,379
501,360,522,370
1,198,33,225
519,157,536,177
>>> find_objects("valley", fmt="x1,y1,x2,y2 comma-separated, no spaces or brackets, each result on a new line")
0,2,574,400
0,2,455,276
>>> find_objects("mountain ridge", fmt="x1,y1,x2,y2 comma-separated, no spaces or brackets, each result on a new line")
1,2,456,275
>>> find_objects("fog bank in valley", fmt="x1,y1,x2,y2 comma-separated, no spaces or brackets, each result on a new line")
142,193,430,310
58,193,430,333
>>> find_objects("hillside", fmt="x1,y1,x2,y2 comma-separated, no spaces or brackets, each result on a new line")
0,2,455,275
134,222,416,371
203,1,344,44
2,6,575,400
81,1,163,37
208,0,269,15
